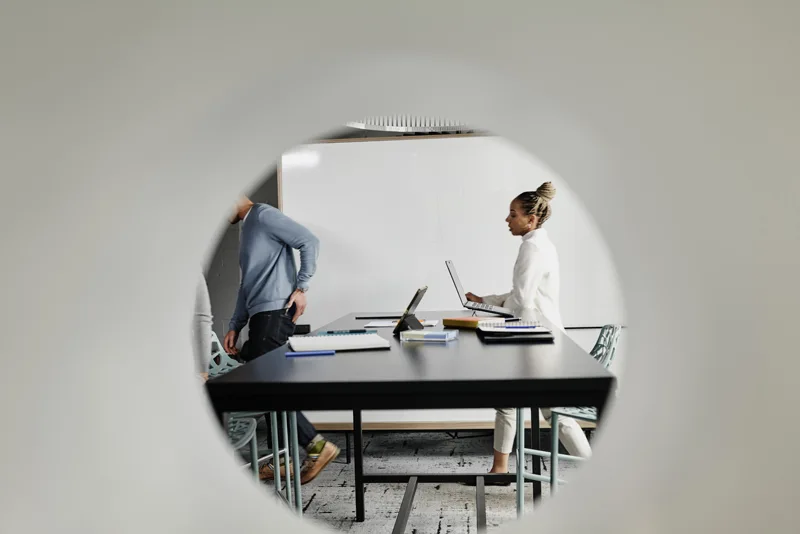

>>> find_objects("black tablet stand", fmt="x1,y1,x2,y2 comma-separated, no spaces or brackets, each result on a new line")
393,314,424,335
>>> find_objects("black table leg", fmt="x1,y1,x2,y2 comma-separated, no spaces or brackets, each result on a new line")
353,410,365,522
476,476,487,533
392,477,418,534
346,431,352,464
530,407,541,504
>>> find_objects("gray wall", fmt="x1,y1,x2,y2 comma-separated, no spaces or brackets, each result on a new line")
204,168,279,341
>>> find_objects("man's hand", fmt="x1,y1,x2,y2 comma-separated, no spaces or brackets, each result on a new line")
287,289,307,323
223,330,239,355
465,292,484,304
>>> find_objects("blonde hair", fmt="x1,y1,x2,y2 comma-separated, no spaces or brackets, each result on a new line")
515,182,557,229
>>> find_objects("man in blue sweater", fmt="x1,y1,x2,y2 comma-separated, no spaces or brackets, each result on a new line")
223,196,339,484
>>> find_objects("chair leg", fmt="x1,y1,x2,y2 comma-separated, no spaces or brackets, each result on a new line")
550,412,559,494
264,413,272,449
250,432,259,479
282,412,293,504
270,412,282,496
346,431,352,464
289,412,303,514
530,408,542,503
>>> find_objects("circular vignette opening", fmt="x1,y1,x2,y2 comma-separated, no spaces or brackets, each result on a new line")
199,126,627,531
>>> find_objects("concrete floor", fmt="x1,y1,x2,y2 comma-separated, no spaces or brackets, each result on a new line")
254,428,584,533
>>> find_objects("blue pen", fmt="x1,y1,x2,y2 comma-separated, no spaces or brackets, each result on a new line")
285,350,336,357
502,325,538,329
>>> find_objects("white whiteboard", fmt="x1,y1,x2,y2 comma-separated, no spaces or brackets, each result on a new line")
281,136,625,329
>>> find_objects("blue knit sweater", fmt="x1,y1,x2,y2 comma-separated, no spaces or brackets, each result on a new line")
229,204,319,332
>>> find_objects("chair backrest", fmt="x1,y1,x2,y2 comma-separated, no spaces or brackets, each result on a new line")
208,331,243,378
590,325,622,369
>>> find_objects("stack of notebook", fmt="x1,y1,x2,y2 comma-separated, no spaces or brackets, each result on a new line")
476,321,554,343
288,332,390,352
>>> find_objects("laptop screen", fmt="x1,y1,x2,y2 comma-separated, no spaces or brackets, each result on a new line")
445,261,469,306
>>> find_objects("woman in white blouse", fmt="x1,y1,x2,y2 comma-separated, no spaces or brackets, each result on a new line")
466,182,592,480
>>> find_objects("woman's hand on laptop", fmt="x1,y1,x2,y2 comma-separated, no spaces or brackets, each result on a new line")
465,292,484,303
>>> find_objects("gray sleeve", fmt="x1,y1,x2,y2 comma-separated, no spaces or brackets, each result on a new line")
263,208,320,291
192,274,214,374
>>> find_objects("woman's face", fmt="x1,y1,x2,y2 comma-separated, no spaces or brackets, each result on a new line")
506,199,537,236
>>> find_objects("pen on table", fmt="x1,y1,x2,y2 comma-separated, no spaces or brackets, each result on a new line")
504,318,521,322
501,325,538,329
285,350,336,357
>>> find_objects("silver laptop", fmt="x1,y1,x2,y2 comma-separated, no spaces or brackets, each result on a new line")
445,260,515,318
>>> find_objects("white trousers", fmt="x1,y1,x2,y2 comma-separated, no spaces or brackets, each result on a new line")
494,408,592,458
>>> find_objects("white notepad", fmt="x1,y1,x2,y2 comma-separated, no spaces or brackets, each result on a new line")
288,333,391,352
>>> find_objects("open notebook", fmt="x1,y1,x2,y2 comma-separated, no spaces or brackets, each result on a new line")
288,333,391,352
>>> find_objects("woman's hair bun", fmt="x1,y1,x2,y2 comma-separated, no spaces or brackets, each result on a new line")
535,181,556,201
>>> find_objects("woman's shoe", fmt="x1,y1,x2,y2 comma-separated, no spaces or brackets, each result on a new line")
463,473,512,487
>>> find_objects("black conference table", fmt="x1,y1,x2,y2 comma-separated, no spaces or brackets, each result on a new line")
206,311,615,528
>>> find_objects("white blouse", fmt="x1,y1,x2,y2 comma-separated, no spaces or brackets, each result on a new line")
483,228,564,329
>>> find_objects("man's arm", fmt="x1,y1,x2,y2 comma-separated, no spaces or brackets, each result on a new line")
228,281,249,333
264,209,320,291
224,280,248,353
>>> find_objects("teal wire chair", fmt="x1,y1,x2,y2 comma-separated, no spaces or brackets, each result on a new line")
208,332,267,423
515,325,622,513
227,416,259,477
208,332,301,511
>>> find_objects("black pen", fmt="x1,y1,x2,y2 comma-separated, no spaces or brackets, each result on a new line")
505,318,521,323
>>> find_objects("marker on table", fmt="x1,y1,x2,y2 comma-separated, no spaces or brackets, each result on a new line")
285,350,336,358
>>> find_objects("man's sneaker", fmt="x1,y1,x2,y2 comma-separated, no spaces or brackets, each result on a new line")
300,442,340,485
259,460,294,481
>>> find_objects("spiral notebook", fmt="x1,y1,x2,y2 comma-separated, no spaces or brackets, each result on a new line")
477,320,546,333
288,333,391,352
